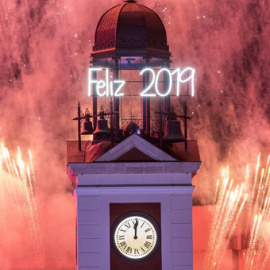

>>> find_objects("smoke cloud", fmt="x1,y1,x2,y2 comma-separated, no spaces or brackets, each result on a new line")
0,0,270,268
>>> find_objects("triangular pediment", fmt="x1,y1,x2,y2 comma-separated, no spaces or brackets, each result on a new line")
115,147,154,162
94,134,177,162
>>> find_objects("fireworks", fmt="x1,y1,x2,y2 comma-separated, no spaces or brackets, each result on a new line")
206,167,248,270
0,143,43,269
244,154,270,270
207,154,270,270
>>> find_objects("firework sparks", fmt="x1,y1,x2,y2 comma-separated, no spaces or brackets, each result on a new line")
206,167,248,270
207,154,270,270
244,154,270,270
0,143,44,269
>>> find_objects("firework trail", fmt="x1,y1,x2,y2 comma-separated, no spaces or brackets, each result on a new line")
207,154,270,270
206,167,248,270
206,167,247,270
244,155,270,270
0,143,44,269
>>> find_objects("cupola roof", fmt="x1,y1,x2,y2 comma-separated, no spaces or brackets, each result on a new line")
93,0,169,52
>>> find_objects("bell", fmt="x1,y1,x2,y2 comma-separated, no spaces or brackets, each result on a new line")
162,120,185,142
81,118,93,135
93,118,111,140
123,122,140,137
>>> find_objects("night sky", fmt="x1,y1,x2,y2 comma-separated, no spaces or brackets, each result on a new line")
1,0,270,268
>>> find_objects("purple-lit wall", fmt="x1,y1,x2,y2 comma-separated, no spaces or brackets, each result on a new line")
69,161,200,270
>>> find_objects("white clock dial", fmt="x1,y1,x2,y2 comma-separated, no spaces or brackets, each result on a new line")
112,212,160,261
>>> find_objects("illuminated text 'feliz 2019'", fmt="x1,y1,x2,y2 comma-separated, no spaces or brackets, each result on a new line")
88,67,195,97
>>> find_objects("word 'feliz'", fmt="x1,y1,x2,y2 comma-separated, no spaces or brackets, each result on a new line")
88,67,195,97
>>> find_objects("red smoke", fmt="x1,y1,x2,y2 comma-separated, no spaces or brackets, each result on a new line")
0,0,270,269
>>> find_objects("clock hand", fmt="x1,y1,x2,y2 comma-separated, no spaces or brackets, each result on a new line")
133,218,138,239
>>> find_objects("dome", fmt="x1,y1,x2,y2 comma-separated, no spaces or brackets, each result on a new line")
93,0,169,53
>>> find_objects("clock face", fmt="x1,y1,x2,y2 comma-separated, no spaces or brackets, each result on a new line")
111,212,160,262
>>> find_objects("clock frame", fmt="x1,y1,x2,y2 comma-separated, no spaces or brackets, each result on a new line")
110,203,162,270
111,211,161,263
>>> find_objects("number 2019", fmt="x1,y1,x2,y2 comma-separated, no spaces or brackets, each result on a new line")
140,67,195,97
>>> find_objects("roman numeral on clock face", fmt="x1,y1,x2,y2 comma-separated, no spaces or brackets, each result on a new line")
134,248,139,255
119,235,125,240
144,241,151,249
145,228,150,233
120,241,127,250
147,235,153,239
126,247,132,254
125,222,131,228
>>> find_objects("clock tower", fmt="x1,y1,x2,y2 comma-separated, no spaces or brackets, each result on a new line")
67,1,201,269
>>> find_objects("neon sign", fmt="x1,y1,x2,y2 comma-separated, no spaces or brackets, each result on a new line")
88,67,195,97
